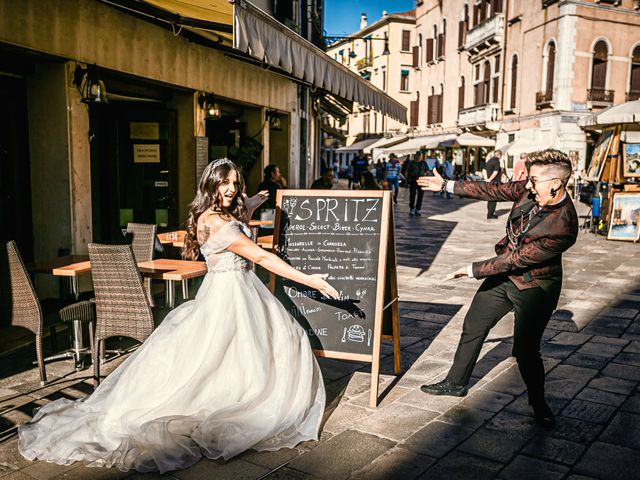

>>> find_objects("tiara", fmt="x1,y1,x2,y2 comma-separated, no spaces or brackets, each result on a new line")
211,158,235,169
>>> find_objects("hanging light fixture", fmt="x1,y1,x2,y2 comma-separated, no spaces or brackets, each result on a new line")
198,93,221,119
73,64,108,103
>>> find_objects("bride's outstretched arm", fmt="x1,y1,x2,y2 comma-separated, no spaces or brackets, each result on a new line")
228,235,339,299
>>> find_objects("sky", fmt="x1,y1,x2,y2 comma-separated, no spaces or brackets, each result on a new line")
324,0,415,37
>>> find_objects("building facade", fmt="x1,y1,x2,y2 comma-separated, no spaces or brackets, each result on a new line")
326,10,415,145
0,0,402,301
415,0,640,170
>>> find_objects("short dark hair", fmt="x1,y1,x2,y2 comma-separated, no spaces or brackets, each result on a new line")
526,149,572,181
264,164,278,179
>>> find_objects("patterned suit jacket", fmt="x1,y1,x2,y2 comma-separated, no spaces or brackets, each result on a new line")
453,180,579,291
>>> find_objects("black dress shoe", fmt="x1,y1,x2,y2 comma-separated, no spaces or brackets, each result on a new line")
486,214,499,219
420,379,468,397
531,400,556,427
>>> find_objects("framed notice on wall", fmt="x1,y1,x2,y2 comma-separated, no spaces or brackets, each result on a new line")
271,190,400,408
133,144,161,163
195,136,209,184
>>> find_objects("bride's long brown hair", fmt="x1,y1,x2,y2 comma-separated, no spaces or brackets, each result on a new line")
182,159,247,260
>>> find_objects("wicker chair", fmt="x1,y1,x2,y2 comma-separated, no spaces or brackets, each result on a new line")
5,241,67,385
126,223,157,306
88,243,155,388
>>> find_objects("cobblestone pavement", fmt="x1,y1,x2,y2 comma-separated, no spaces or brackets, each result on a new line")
1,186,639,480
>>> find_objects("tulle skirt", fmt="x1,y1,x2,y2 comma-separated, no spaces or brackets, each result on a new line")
18,269,325,473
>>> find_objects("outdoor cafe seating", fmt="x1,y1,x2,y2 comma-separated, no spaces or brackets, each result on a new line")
88,243,155,388
2,219,273,384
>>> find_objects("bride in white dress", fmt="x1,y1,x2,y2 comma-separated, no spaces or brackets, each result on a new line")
18,158,338,473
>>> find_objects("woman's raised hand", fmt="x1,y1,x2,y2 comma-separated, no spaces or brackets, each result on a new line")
417,169,444,192
307,273,339,300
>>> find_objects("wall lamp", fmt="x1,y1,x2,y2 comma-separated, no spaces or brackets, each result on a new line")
73,64,108,103
198,93,221,119
266,109,282,131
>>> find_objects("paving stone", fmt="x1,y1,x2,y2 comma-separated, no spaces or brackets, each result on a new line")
261,467,320,479
402,421,475,458
397,387,464,413
577,342,624,358
125,474,172,480
17,460,78,480
418,450,503,480
349,447,434,480
601,362,640,382
562,352,611,370
548,332,592,347
587,375,637,395
599,411,640,450
351,403,439,442
483,367,526,396
456,427,530,463
172,459,268,480
598,307,639,319
575,387,627,407
574,442,640,480
0,472,37,480
239,447,301,471
621,391,640,414
497,454,569,480
560,399,616,424
49,465,131,479
438,404,494,429
485,411,539,437
548,416,603,444
321,403,372,436
0,439,32,475
461,389,514,413
623,341,640,354
521,435,587,465
287,430,394,480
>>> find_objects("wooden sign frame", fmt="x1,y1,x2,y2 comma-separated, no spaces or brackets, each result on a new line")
271,189,400,408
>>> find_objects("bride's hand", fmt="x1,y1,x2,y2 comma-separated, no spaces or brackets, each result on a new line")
308,274,339,300
247,190,269,210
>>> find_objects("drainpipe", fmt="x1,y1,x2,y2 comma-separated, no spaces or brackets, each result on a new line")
499,0,509,126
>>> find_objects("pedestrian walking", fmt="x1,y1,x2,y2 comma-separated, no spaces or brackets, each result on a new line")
483,150,502,219
417,149,579,427
513,153,528,182
386,153,402,204
402,150,428,216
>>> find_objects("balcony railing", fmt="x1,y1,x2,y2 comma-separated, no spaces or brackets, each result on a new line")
536,91,554,109
356,57,373,70
464,14,504,54
587,88,614,105
457,103,500,131
626,91,640,102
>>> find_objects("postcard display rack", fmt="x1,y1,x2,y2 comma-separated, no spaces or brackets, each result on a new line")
584,126,640,242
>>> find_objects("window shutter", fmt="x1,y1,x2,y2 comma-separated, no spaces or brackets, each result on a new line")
510,57,518,109
546,43,556,95
492,77,499,103
631,47,640,93
437,33,445,58
459,79,465,110
402,31,411,51
426,38,434,63
410,99,419,126
458,20,466,48
412,46,419,68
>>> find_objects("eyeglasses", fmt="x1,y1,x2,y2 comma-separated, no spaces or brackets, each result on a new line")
526,177,558,188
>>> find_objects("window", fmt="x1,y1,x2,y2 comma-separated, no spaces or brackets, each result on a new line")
459,76,466,110
591,40,608,91
629,45,640,100
426,37,434,63
459,4,469,48
545,41,556,96
437,19,446,59
510,54,518,110
410,94,420,126
402,30,411,52
382,69,387,92
482,60,491,104
400,69,410,91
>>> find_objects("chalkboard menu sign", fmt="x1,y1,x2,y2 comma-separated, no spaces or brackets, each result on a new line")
273,190,400,407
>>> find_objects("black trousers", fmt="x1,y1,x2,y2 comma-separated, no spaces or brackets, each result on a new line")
487,200,497,217
409,181,424,210
446,276,560,404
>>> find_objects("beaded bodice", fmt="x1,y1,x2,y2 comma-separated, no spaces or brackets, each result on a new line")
200,220,252,273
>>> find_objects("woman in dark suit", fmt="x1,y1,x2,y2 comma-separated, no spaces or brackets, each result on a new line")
417,149,579,426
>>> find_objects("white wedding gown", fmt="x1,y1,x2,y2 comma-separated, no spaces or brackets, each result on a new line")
18,220,325,473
